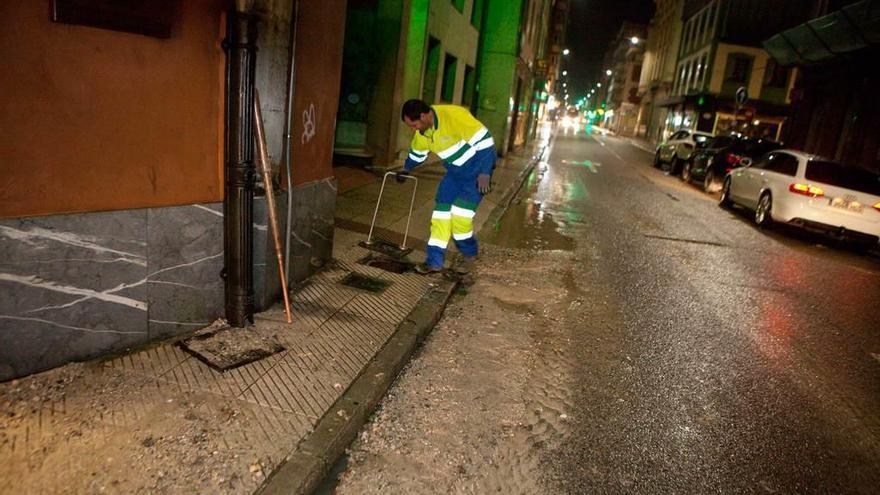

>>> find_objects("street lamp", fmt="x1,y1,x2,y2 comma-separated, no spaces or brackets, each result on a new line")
606,69,612,76
563,83,567,87
596,83,602,88
562,48,570,56
562,70,567,76
630,36,639,45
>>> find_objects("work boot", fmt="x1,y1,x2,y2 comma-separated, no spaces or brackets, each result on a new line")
414,263,442,275
452,256,476,274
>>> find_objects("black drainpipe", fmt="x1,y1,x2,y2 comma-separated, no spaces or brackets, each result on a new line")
222,11,257,327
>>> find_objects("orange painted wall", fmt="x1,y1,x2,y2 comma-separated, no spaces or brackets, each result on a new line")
0,1,226,219
289,0,346,185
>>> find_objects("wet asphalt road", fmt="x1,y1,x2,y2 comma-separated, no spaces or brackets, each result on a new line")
523,128,880,493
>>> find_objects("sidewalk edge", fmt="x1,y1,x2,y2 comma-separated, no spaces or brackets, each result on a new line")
256,278,458,495
480,147,543,231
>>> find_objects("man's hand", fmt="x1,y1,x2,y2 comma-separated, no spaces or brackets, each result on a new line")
477,174,491,195
395,171,408,184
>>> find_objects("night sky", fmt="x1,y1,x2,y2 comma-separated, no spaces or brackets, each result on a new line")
563,0,655,100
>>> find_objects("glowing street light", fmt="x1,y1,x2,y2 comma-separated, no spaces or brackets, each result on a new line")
563,83,567,87
606,69,612,76
596,83,602,88
562,48,570,56
630,36,640,45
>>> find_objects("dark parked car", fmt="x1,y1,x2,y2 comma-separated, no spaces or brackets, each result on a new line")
683,135,783,192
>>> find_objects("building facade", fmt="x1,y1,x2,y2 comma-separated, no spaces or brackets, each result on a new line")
333,0,564,168
603,22,647,136
661,0,811,140
0,0,346,380
763,0,879,173
637,0,684,144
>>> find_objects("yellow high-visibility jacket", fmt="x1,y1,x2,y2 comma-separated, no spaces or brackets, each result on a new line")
403,105,495,177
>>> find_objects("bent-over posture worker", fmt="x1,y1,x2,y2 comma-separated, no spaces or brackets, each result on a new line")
397,99,497,274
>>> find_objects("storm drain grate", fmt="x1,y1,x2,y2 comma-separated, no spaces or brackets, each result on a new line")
340,272,392,293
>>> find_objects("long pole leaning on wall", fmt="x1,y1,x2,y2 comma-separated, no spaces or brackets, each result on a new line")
254,89,293,323
222,9,257,327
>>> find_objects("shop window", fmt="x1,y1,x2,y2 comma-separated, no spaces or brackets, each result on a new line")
441,53,458,103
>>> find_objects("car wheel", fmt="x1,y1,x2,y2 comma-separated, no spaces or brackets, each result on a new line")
755,192,774,227
681,161,692,182
653,151,662,168
667,155,678,175
719,178,733,208
703,169,716,193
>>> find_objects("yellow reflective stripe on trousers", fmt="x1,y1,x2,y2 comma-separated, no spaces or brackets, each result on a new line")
452,213,474,240
450,205,476,218
429,208,452,249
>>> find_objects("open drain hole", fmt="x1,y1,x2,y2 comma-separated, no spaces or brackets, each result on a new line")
340,272,392,293
357,254,412,274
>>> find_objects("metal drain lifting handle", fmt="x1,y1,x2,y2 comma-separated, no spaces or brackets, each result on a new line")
366,172,417,248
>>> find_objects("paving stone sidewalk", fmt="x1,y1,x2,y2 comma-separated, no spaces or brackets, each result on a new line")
0,147,541,495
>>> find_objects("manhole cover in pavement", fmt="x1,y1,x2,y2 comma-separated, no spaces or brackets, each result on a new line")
179,324,284,372
341,272,391,293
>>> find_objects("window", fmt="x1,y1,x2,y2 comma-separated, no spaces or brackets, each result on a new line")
441,53,458,103
724,54,752,83
763,153,799,176
463,64,476,110
471,0,484,29
709,136,734,149
763,59,789,88
422,37,441,104
631,64,642,82
806,161,880,195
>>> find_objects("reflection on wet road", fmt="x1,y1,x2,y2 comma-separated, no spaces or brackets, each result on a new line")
504,129,880,493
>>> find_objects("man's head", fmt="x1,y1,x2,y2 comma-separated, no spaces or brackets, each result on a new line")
401,99,433,132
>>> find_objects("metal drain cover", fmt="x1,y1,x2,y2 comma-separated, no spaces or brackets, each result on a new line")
341,272,391,293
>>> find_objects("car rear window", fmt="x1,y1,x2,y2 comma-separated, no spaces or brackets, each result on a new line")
735,139,782,157
805,161,880,195
709,136,734,148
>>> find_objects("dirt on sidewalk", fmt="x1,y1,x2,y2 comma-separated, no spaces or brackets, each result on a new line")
332,239,597,493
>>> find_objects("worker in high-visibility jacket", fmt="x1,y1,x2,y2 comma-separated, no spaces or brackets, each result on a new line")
396,99,496,274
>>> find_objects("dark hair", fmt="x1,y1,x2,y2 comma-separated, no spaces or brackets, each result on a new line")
401,99,431,121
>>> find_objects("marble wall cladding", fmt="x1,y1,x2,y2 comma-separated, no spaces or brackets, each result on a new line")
252,177,337,311
145,204,224,340
1,180,336,380
0,211,150,381
0,203,225,381
311,178,337,265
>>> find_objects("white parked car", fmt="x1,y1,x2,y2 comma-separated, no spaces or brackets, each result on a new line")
654,129,714,174
720,150,880,246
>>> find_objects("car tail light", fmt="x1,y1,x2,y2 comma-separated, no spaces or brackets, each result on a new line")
789,183,825,198
726,153,742,166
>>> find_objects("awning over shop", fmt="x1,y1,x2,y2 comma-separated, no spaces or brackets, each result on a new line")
763,0,880,66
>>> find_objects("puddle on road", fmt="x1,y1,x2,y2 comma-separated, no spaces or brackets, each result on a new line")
484,198,575,251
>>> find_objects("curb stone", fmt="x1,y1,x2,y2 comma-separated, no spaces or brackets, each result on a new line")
257,147,544,495
257,279,458,495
